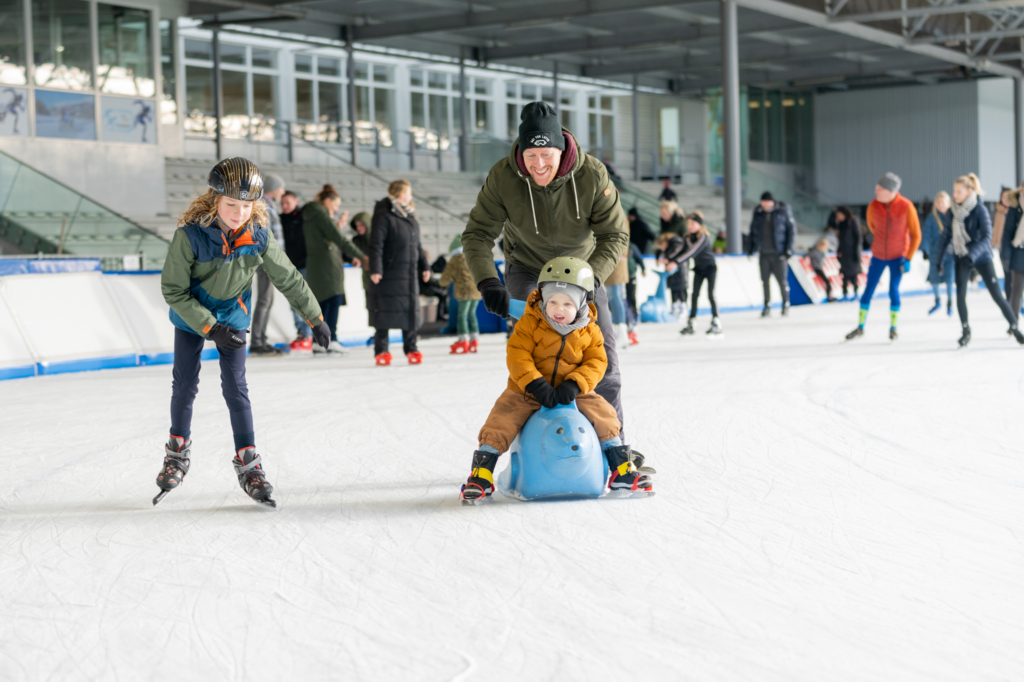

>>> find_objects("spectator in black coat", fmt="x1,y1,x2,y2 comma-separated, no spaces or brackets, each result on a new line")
279,191,311,348
746,191,795,317
659,179,678,203
834,206,863,300
627,207,656,255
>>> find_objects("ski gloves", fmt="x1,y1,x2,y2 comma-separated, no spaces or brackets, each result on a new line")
311,320,332,350
526,378,580,408
208,324,245,351
478,278,510,318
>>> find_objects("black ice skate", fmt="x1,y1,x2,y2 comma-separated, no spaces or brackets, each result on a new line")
1011,326,1024,345
760,305,771,318
680,320,695,335
781,303,790,317
604,445,653,496
706,317,722,335
958,325,971,348
461,450,499,505
845,327,864,341
233,448,276,507
153,436,191,505
889,327,898,342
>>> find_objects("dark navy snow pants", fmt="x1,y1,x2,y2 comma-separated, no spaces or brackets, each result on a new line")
170,327,254,451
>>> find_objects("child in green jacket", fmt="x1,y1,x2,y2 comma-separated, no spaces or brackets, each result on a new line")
155,158,331,508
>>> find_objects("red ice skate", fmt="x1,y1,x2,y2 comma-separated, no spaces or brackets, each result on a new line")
628,331,639,346
450,340,469,354
468,339,479,353
375,352,393,366
290,336,312,351
406,351,423,365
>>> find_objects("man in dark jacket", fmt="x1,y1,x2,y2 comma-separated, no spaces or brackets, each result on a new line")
627,207,656,255
747,191,795,317
279,191,312,349
463,101,632,438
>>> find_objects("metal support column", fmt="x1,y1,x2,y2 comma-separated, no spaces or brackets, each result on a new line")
212,27,223,161
346,28,359,167
720,0,743,254
459,49,469,172
632,73,640,181
1016,77,1024,186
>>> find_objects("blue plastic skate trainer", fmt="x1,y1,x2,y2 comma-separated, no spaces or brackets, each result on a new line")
640,270,676,323
496,402,609,501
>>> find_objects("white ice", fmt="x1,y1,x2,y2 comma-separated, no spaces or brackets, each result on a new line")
1,291,1022,681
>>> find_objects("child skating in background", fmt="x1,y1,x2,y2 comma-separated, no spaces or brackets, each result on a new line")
157,158,332,507
657,211,721,336
438,234,482,354
808,239,835,302
460,257,652,502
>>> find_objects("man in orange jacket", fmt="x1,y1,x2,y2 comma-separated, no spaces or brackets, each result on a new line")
846,172,921,342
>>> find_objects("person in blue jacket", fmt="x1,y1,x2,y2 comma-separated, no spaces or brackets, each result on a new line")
999,188,1024,325
939,173,1024,347
922,191,955,316
746,192,795,317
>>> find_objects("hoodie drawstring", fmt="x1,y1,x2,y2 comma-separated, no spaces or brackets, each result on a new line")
524,176,539,234
570,171,580,220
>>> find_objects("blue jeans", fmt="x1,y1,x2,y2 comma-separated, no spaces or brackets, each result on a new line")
606,283,627,325
860,257,904,312
290,268,311,338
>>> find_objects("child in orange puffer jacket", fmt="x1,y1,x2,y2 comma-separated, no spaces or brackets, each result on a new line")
460,256,652,502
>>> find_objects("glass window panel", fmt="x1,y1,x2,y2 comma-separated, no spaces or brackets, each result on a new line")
98,4,154,97
373,87,393,145
319,56,340,77
767,90,783,163
600,114,613,152
783,96,798,164
318,80,340,122
183,65,213,135
373,65,392,83
252,73,276,118
222,69,247,115
296,78,313,120
251,48,277,69
474,99,490,133
356,85,369,121
748,88,764,162
220,43,246,65
588,95,596,109
0,0,27,85
295,53,312,73
184,39,210,61
507,103,518,138
159,20,176,124
600,96,612,111
560,93,572,107
474,78,490,96
32,0,93,90
588,112,597,147
541,86,554,103
506,82,516,99
521,84,537,100
354,61,369,81
428,71,447,90
411,91,425,129
428,93,449,137
410,69,423,87
799,96,814,167
560,109,571,130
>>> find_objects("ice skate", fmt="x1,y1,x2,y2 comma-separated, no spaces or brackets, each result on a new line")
450,340,469,354
1011,326,1024,345
761,305,770,318
628,331,639,346
604,445,653,496
928,300,941,315
957,325,971,348
461,450,498,505
326,340,348,355
232,447,276,508
781,303,790,317
468,338,479,353
889,327,898,342
845,327,864,341
406,351,423,365
947,300,953,316
614,323,629,349
680,319,694,335
706,317,722,335
289,336,312,351
153,436,191,505
375,352,392,366
670,301,685,319
250,344,284,356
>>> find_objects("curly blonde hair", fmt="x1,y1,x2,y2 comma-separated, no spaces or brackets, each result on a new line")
177,189,269,229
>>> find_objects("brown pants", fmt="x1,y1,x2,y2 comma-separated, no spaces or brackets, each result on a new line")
478,388,621,454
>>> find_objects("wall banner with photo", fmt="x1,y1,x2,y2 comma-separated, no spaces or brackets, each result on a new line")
0,87,29,137
35,90,96,140
101,97,156,144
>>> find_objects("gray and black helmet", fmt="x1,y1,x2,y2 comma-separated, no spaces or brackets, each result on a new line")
208,157,264,201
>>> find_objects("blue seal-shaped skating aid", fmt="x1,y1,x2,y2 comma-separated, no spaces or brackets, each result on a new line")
640,270,676,323
508,298,528,320
496,402,609,501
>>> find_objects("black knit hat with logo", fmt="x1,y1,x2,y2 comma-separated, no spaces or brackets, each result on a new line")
519,102,565,151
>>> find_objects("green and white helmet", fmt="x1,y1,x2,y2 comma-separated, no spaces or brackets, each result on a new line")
538,256,594,293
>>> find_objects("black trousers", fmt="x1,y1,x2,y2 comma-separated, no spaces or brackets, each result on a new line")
689,266,718,319
319,294,344,341
625,278,639,320
374,327,418,355
170,327,253,451
954,257,1017,327
667,270,687,303
841,271,859,296
813,267,833,298
1010,271,1024,324
759,253,789,305
505,263,624,439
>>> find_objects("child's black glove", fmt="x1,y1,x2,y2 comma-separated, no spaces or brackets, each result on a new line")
208,324,245,351
525,378,557,409
478,278,510,318
311,320,332,350
554,380,580,405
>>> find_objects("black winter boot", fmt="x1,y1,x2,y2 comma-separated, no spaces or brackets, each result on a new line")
461,450,499,502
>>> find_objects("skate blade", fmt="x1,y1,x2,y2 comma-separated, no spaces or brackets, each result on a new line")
152,490,170,506
257,497,277,508
605,489,656,500
461,495,492,506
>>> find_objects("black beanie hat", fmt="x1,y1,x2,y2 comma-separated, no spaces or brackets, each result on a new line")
760,191,774,202
519,102,565,151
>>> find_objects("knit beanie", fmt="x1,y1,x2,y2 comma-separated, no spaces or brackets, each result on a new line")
519,102,565,151
263,173,286,193
877,172,901,194
760,191,774,202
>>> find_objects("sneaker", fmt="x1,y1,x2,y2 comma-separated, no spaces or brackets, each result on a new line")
628,331,639,346
406,351,423,365
845,327,864,341
604,445,652,492
450,340,469,354
375,352,393,366
468,339,479,353
761,305,771,318
289,336,311,351
327,340,348,354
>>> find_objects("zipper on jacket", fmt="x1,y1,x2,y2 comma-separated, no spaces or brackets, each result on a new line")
549,335,568,386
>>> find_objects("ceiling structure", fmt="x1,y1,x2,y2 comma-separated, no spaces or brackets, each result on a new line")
185,0,1024,91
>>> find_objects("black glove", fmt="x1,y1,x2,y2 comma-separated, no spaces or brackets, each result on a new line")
311,320,332,350
525,377,557,409
208,324,245,352
554,380,580,405
783,251,793,259
478,278,510,318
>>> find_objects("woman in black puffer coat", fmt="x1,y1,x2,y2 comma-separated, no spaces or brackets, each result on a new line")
368,179,430,365
834,206,863,300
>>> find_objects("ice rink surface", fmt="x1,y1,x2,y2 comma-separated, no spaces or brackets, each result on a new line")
2,291,1023,681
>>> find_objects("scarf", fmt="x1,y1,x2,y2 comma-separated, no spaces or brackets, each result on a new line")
950,192,977,258
390,197,415,218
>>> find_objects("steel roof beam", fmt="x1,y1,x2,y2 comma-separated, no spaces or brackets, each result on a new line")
673,59,951,90
191,0,307,19
831,0,1024,24
915,26,1024,42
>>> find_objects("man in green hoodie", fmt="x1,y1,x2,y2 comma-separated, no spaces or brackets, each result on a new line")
463,101,631,434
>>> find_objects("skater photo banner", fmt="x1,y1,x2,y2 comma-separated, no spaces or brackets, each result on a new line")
0,88,28,138
34,90,96,141
101,97,156,144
